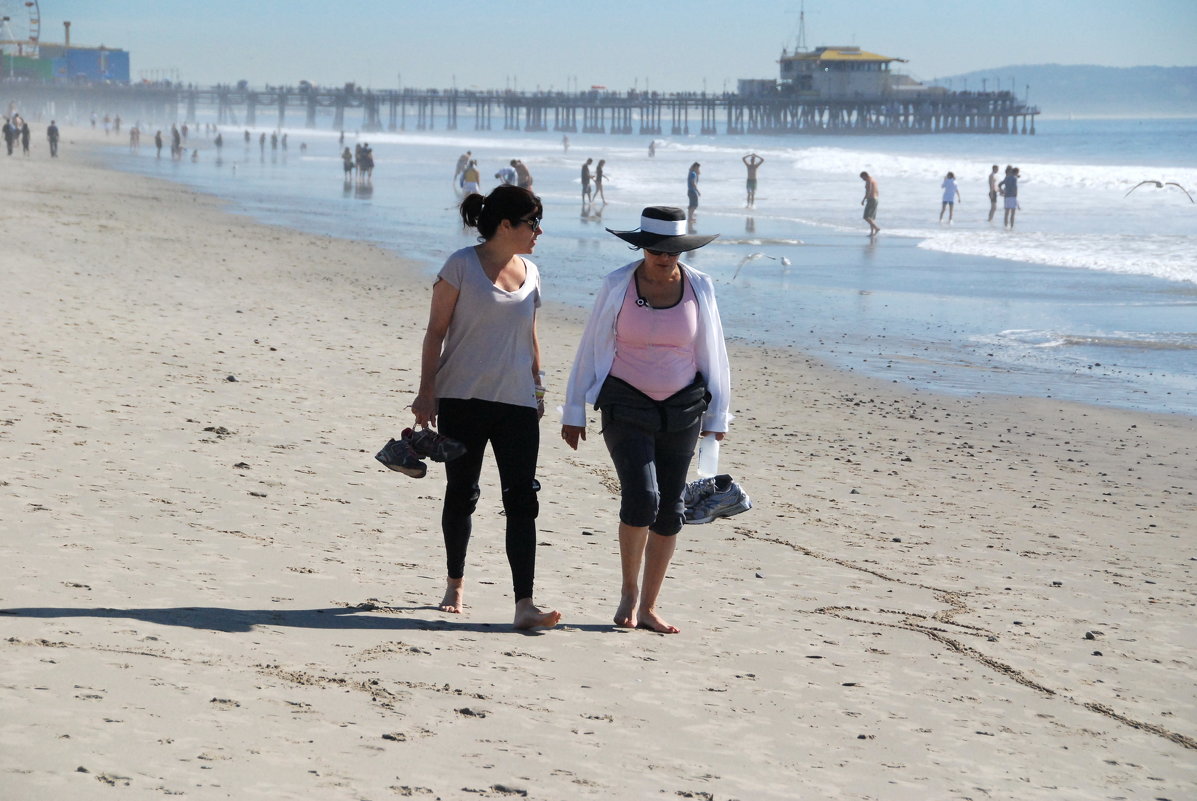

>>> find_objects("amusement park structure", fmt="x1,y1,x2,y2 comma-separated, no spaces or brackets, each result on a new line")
0,0,40,58
1,2,130,83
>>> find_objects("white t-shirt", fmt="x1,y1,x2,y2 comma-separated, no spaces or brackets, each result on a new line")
942,177,958,203
435,247,541,409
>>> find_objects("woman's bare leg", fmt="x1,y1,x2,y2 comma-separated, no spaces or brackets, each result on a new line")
637,532,680,633
615,523,649,627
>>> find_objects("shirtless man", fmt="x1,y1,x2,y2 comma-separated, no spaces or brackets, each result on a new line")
860,171,880,236
742,153,765,207
453,150,471,188
512,159,532,190
987,164,1000,222
581,157,593,203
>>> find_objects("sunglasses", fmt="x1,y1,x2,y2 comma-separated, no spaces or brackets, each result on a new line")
645,248,678,257
519,216,542,230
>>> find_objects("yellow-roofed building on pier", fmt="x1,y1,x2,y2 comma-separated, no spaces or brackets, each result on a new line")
779,45,929,98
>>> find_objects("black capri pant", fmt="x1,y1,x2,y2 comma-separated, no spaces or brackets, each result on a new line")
602,417,701,537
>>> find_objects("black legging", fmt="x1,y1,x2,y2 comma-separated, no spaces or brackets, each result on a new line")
436,398,540,601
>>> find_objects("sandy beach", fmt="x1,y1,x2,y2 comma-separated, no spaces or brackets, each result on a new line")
1,129,1194,800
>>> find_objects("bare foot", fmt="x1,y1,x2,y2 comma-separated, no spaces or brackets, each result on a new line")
637,607,680,634
439,578,464,614
514,598,561,630
613,592,638,629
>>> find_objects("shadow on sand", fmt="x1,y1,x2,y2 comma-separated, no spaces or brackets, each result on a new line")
0,604,608,635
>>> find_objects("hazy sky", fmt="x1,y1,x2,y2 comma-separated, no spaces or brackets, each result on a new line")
37,0,1197,91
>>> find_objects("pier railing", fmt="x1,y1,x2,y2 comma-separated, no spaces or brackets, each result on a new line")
4,82,1040,135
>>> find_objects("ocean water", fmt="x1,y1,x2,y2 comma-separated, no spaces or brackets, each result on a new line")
107,116,1197,416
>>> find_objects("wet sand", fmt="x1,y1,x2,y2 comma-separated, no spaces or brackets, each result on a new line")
1,128,1194,800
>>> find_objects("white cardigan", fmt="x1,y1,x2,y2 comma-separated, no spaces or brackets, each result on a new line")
561,260,732,432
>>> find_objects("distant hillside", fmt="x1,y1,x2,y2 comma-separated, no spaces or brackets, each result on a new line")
930,65,1197,117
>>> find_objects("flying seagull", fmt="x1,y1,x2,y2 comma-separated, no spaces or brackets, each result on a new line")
1124,181,1194,203
733,252,796,280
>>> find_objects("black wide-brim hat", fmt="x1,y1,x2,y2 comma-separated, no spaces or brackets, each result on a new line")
606,206,719,254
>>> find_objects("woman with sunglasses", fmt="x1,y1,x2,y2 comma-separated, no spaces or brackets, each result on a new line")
561,206,732,633
412,185,561,630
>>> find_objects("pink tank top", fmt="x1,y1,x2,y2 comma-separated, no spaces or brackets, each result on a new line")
609,274,699,400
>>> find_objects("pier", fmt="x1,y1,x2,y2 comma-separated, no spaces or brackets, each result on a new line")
6,83,1040,136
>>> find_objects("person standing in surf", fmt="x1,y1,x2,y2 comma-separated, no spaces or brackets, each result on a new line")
860,171,880,236
940,171,962,223
1000,165,1019,229
742,153,765,207
686,163,702,222
987,164,1001,222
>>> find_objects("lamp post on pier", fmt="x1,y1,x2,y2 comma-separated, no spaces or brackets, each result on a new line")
1,17,12,79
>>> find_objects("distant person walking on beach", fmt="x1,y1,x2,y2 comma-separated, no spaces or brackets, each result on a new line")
860,171,880,235
594,159,609,203
46,121,59,157
686,162,702,221
561,206,734,634
512,159,532,190
648,140,656,158
940,171,962,222
342,146,355,179
2,118,14,156
411,184,559,630
155,130,163,158
581,158,594,204
999,165,1019,228
987,164,1000,222
742,153,764,207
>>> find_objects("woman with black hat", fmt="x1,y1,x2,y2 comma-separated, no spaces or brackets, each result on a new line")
561,206,732,633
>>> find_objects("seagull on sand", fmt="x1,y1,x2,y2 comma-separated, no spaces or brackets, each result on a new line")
1124,181,1194,203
